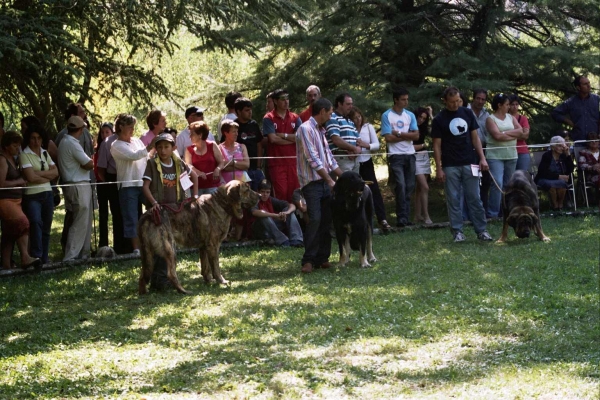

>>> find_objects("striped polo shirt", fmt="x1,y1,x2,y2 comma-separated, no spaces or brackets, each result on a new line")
324,112,359,153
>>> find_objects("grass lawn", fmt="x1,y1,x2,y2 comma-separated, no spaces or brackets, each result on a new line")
1,213,598,399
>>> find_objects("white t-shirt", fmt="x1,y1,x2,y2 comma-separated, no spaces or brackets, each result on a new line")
58,135,92,183
110,138,148,188
380,108,418,156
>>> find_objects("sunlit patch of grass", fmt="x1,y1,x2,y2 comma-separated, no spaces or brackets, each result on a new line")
0,216,598,398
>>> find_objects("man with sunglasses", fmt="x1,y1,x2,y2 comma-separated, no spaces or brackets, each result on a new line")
175,106,216,156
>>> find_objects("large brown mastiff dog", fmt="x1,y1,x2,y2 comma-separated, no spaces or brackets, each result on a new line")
137,180,259,294
498,170,550,243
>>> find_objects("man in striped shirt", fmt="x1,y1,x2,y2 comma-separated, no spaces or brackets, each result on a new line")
296,98,343,274
325,92,362,173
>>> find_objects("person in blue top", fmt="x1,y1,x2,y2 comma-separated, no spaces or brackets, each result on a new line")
380,88,419,227
551,75,600,145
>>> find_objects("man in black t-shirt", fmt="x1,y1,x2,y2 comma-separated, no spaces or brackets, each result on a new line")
233,97,265,191
432,87,493,243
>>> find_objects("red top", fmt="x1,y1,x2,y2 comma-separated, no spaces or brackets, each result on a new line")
515,114,530,154
299,106,313,123
262,109,301,167
188,142,220,189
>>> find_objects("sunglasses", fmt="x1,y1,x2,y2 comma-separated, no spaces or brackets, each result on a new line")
40,160,45,171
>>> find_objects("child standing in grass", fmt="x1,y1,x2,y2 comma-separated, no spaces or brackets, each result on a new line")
142,133,198,290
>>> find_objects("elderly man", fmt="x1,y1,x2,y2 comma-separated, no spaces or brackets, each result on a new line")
299,85,321,122
296,98,343,273
57,116,94,261
467,88,492,215
175,106,216,154
551,76,600,144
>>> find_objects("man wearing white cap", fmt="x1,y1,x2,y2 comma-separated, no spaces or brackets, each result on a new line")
57,116,94,261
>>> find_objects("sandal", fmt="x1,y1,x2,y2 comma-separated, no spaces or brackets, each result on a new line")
21,258,41,271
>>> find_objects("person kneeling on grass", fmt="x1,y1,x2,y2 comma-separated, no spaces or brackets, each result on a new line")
142,133,199,291
251,179,303,247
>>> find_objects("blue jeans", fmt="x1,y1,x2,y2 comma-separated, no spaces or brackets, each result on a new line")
301,180,332,266
487,158,517,217
252,212,303,245
443,165,487,234
22,191,54,264
516,152,531,172
119,186,144,238
388,154,416,224
247,169,265,192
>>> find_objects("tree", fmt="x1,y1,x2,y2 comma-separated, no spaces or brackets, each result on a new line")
250,0,600,142
0,0,303,133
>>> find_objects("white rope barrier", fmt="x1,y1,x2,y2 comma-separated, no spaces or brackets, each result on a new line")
0,139,596,191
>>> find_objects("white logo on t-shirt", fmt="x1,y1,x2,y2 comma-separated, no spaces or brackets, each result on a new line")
449,118,468,136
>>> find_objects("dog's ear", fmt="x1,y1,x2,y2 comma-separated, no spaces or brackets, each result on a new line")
528,212,538,223
226,182,244,219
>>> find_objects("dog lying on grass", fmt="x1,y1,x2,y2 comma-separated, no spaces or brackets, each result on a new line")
331,171,377,268
498,170,550,243
137,180,259,294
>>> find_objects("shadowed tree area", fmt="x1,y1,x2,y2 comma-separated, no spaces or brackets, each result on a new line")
249,0,600,141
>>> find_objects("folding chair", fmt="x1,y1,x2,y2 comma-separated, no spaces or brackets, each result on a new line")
573,143,596,208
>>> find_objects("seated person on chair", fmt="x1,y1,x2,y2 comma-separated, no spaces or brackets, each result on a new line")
251,179,303,247
577,132,600,204
142,133,198,290
534,136,574,211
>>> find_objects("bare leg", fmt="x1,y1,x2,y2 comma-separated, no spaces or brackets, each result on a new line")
557,188,566,209
16,234,36,265
132,237,140,251
1,239,13,269
416,174,431,223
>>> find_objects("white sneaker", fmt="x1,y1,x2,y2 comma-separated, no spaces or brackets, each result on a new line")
132,249,141,256
477,231,493,241
453,232,466,242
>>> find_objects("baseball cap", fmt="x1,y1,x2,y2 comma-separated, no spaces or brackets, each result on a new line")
155,133,175,145
67,116,85,129
185,106,206,119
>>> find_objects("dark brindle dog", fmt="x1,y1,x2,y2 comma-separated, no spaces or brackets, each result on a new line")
498,170,550,243
137,180,259,294
332,171,377,268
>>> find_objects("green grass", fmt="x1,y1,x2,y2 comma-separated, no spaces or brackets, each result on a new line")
1,215,598,399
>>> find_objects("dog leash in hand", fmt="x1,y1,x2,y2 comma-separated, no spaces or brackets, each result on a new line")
151,197,196,226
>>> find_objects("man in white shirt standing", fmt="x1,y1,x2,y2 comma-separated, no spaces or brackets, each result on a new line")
175,106,215,154
218,91,242,137
380,88,419,227
57,116,94,261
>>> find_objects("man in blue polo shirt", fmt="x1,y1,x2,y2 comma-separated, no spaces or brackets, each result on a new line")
324,92,361,173
551,75,600,145
381,88,419,227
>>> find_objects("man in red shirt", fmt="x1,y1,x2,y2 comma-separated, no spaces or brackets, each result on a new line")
299,85,321,123
262,89,302,202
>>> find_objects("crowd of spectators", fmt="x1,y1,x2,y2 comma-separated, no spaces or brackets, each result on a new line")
0,75,598,271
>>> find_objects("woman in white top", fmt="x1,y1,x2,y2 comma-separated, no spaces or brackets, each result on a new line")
110,114,155,254
349,107,391,233
413,107,433,224
485,93,524,218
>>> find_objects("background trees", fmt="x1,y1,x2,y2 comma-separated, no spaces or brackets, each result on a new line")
0,0,301,133
1,0,598,141
251,0,600,141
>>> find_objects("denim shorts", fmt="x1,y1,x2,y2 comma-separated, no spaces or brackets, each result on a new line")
119,186,143,238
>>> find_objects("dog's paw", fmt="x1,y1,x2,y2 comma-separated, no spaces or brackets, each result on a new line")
360,262,372,268
541,236,551,242
368,256,377,264
495,238,506,244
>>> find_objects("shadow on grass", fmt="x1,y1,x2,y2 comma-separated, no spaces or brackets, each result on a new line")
0,217,598,396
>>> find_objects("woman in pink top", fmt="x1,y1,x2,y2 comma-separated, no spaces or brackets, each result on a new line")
184,121,224,195
218,120,249,183
508,94,531,172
